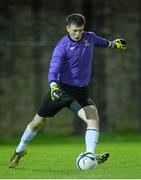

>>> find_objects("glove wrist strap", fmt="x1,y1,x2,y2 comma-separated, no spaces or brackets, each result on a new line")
108,41,115,48
50,81,58,88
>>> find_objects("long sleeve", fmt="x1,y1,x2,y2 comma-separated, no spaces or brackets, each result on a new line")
93,33,109,47
48,42,65,83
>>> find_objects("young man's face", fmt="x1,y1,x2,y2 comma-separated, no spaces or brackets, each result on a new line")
66,23,84,41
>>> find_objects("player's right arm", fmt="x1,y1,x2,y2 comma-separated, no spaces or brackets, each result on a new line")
48,41,65,101
50,81,62,101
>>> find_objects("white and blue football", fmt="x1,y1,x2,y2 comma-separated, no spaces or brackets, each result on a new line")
76,152,98,170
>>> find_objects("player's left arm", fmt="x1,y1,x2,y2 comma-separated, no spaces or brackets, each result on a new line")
92,32,127,49
108,38,127,49
92,33,109,47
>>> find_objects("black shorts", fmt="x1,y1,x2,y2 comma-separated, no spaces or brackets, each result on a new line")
37,82,96,117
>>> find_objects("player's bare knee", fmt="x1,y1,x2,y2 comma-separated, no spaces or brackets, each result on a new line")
88,106,99,121
78,105,99,128
28,114,46,131
78,105,99,121
86,118,99,128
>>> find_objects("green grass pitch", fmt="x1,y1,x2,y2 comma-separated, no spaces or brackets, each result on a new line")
1,133,141,179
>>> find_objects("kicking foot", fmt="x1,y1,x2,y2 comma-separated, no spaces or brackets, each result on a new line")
96,152,110,164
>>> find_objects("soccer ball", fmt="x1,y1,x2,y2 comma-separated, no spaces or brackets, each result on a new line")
76,152,98,170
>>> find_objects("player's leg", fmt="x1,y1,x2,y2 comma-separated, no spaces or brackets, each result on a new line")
77,105,99,154
77,104,109,164
9,93,52,168
16,114,46,153
9,114,46,168
68,98,99,154
9,92,72,168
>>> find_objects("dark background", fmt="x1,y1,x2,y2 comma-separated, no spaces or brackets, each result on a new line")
0,0,141,138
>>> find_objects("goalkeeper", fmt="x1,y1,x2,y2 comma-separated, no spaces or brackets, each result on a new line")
9,13,127,168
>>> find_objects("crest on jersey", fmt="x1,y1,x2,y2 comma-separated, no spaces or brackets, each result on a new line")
84,39,90,46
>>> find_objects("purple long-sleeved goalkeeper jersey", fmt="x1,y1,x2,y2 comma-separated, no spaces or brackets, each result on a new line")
48,31,108,87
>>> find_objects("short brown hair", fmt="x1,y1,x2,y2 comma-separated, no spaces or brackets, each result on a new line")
66,13,86,26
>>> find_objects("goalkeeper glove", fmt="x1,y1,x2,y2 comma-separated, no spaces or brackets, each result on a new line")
50,82,62,101
108,38,127,49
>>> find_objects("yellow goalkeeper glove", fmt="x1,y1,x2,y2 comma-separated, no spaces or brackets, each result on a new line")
113,38,127,49
50,82,62,101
